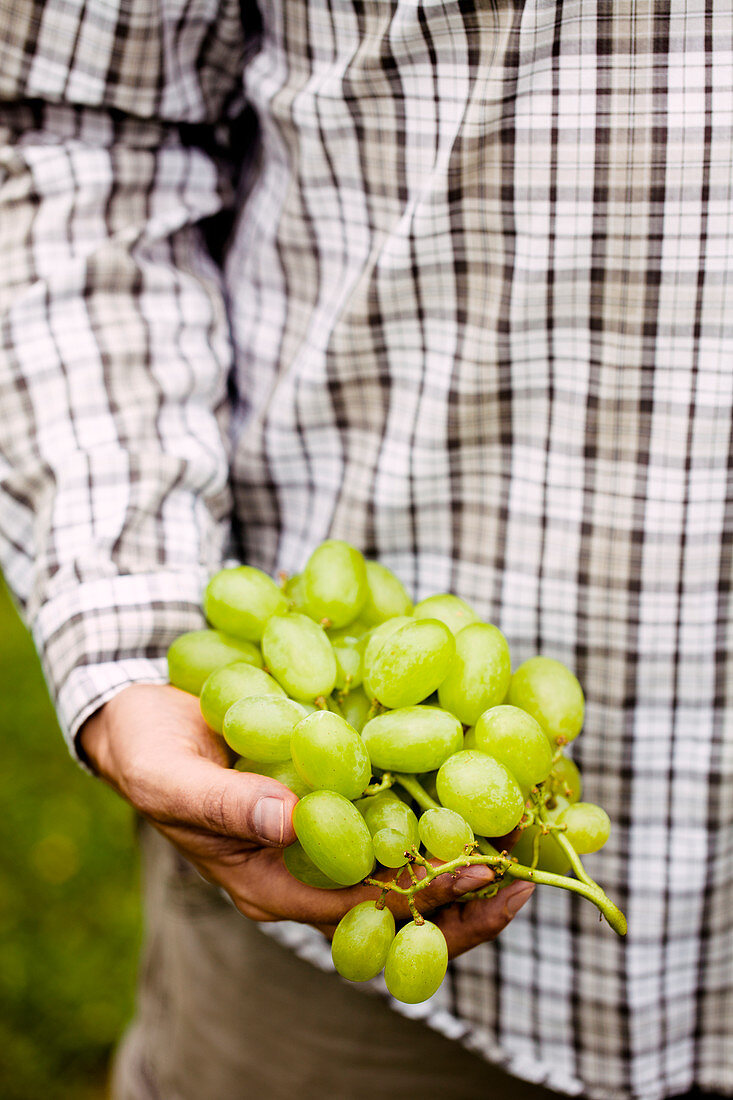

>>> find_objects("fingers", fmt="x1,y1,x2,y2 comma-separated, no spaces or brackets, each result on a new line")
153,839,358,923
311,923,337,940
173,847,497,926
267,858,495,925
155,814,528,936
432,880,535,958
316,880,535,950
491,826,521,851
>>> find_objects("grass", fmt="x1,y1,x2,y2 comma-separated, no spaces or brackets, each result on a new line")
0,577,141,1100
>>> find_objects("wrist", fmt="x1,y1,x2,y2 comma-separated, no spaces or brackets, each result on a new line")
77,684,142,781
77,697,114,779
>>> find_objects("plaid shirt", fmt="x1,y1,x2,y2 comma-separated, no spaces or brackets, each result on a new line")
1,2,731,1097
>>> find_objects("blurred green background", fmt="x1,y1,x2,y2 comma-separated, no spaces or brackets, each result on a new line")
0,577,141,1100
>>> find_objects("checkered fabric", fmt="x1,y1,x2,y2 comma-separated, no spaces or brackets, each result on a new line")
1,2,731,1098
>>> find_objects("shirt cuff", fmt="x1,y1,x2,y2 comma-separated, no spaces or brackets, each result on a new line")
31,570,211,764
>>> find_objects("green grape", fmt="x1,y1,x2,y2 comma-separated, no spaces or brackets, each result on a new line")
167,629,262,695
353,791,390,820
333,644,363,691
436,750,525,837
200,662,285,733
372,828,411,868
355,790,419,865
293,790,375,886
283,572,308,612
557,802,611,854
355,789,417,832
360,562,413,625
302,540,368,628
507,656,585,746
550,753,583,803
384,920,448,1004
235,757,311,799
328,623,367,691
328,621,369,643
339,685,372,732
361,616,412,696
365,619,455,708
412,593,479,636
283,841,342,890
331,901,396,981
203,565,288,642
361,706,463,773
437,623,511,725
473,705,553,790
290,711,372,801
463,726,477,749
418,807,474,861
261,613,337,701
223,695,306,762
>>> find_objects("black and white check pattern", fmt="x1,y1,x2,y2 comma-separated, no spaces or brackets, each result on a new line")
1,2,731,1097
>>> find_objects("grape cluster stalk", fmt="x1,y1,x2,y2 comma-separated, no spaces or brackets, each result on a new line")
167,539,627,1006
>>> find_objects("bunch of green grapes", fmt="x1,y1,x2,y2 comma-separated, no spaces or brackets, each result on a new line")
167,540,626,1005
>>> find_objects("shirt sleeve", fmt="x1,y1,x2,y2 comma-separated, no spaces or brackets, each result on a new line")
0,0,249,758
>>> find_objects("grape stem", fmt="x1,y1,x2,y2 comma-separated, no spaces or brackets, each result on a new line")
364,843,628,937
392,773,440,811
534,799,598,889
409,900,424,923
326,694,346,719
550,830,596,888
360,768,628,936
365,699,387,722
550,744,566,766
362,773,396,797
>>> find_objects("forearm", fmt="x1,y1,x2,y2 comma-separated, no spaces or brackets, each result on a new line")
0,101,235,753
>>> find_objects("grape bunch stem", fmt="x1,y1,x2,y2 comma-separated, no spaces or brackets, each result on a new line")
362,772,627,937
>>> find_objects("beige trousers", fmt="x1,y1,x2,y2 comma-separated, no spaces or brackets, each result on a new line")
110,823,564,1100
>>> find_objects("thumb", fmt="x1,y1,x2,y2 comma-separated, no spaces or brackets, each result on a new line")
145,757,299,847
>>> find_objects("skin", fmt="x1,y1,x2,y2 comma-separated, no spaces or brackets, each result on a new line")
80,684,534,954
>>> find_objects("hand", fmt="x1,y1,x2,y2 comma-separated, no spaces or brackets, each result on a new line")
80,684,533,955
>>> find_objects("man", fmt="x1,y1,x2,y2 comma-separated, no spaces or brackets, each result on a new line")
0,2,730,1098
